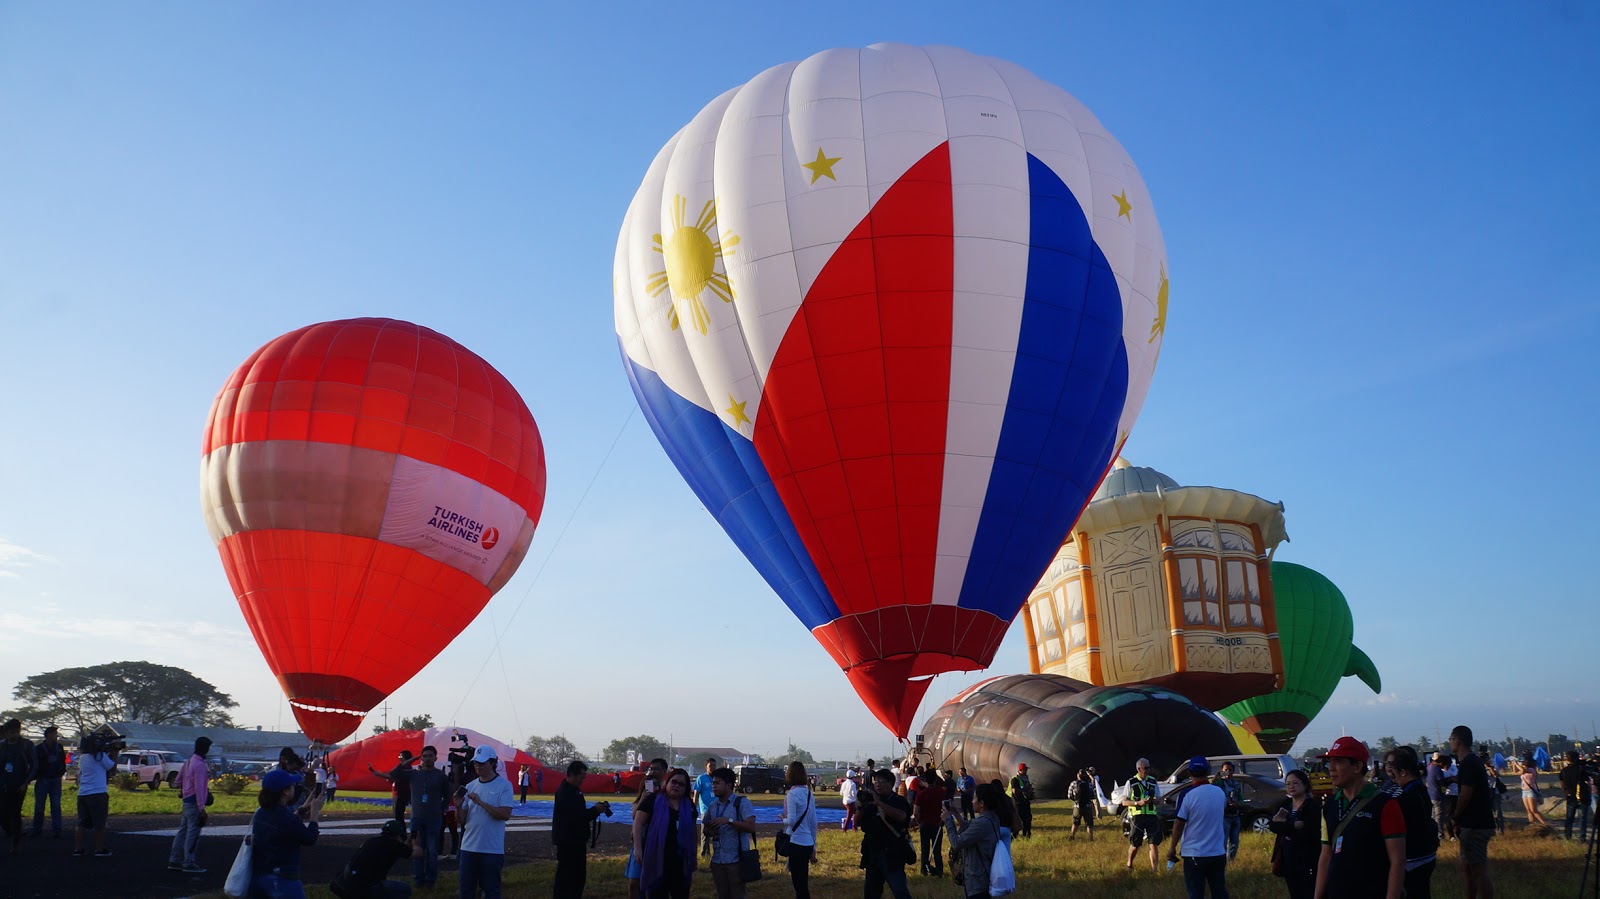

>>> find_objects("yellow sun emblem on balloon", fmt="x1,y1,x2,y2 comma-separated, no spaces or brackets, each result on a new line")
1149,263,1169,343
645,195,740,335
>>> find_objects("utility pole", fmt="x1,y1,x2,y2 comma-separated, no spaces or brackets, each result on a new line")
379,701,392,731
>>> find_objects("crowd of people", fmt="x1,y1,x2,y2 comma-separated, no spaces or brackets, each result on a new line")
3,716,1596,899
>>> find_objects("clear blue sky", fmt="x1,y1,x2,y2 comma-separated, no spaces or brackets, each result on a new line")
1,2,1595,762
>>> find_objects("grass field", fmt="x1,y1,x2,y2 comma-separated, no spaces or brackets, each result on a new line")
43,783,398,816
183,800,1592,899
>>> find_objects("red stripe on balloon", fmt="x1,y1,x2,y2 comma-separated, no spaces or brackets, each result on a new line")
754,142,954,621
203,318,545,519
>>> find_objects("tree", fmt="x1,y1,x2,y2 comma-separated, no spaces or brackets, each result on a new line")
1414,735,1434,753
771,742,817,768
399,714,434,731
371,724,390,735
602,734,670,765
525,734,585,765
9,661,237,737
1376,736,1398,753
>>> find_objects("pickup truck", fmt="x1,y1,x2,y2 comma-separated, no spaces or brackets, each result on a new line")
117,749,185,790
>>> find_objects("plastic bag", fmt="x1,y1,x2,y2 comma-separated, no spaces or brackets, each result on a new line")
223,835,252,898
988,838,1015,896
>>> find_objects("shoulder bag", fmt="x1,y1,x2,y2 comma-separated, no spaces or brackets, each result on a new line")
734,795,763,883
775,788,812,858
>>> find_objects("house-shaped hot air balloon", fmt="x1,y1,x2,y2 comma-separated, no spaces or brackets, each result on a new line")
1019,461,1286,710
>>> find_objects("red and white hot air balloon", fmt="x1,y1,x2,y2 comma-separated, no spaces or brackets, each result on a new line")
201,318,545,743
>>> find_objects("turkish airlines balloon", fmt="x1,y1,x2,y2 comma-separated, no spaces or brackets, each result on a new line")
614,44,1168,736
201,319,545,743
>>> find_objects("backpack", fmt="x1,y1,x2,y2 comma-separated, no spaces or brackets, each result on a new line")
989,838,1015,896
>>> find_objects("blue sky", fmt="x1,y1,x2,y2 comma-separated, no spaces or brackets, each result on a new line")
1,3,1596,762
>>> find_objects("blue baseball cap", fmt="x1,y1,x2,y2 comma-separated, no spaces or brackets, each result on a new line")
262,768,303,793
1187,755,1210,774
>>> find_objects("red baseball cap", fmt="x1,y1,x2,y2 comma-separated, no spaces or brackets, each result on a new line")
1017,763,1028,772
1321,737,1369,763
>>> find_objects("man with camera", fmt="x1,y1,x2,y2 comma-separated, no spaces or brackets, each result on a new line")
552,759,611,899
74,730,120,857
858,768,915,899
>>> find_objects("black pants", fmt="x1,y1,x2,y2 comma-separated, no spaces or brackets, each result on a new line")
1403,860,1435,899
0,786,24,841
393,795,409,823
919,823,943,873
789,844,812,899
553,842,586,899
520,784,529,803
1015,799,1032,837
1285,864,1316,899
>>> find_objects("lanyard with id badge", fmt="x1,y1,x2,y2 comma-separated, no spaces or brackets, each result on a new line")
1330,789,1379,854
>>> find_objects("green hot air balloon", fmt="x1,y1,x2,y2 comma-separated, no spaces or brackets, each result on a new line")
1219,562,1381,753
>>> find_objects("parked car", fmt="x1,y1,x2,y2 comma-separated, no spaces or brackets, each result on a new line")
733,765,787,794
1164,753,1331,795
1124,772,1288,836
117,749,184,790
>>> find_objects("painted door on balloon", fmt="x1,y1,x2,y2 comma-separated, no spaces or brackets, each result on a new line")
1093,525,1171,685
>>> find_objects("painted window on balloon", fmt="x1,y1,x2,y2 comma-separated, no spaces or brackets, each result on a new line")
1178,557,1220,626
1172,519,1217,550
1065,580,1088,648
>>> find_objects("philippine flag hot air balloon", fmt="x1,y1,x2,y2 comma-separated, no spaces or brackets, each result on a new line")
200,319,545,744
614,44,1168,737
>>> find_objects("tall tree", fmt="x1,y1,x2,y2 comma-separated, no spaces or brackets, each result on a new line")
9,661,237,736
1376,736,1398,753
398,714,434,731
772,742,817,768
602,734,670,765
525,734,585,765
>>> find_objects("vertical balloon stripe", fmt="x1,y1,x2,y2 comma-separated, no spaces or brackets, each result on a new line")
620,352,838,629
956,155,1128,617
755,143,954,620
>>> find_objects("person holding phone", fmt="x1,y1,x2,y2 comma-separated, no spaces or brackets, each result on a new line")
625,759,670,899
458,745,516,899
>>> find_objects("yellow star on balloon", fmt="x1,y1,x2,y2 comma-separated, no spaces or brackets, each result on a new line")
724,394,751,428
1114,190,1132,220
802,147,842,184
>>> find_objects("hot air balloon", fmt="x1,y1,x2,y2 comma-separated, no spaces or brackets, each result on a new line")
1219,562,1381,754
201,319,545,744
914,673,1238,798
614,43,1169,737
1020,462,1289,710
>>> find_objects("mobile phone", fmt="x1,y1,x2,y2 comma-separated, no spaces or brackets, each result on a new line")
645,778,658,794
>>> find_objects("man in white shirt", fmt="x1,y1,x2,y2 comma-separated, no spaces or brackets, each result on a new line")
1167,756,1229,898
457,744,515,898
840,773,861,831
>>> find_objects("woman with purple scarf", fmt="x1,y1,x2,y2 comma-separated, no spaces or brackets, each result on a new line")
633,767,699,899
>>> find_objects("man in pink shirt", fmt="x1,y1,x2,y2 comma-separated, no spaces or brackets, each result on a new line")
167,737,212,874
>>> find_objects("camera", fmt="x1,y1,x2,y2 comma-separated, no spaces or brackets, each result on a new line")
81,732,124,755
452,733,468,743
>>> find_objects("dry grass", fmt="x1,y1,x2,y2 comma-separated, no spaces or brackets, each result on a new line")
191,800,1593,899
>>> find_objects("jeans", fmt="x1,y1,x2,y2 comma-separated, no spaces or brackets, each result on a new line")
458,850,503,899
1432,800,1449,839
249,873,308,899
1223,816,1241,860
412,818,442,885
1567,796,1590,841
1181,854,1230,898
32,776,62,835
169,801,203,866
863,849,913,899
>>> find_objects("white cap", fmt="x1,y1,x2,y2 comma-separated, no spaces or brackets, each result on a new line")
472,745,498,763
